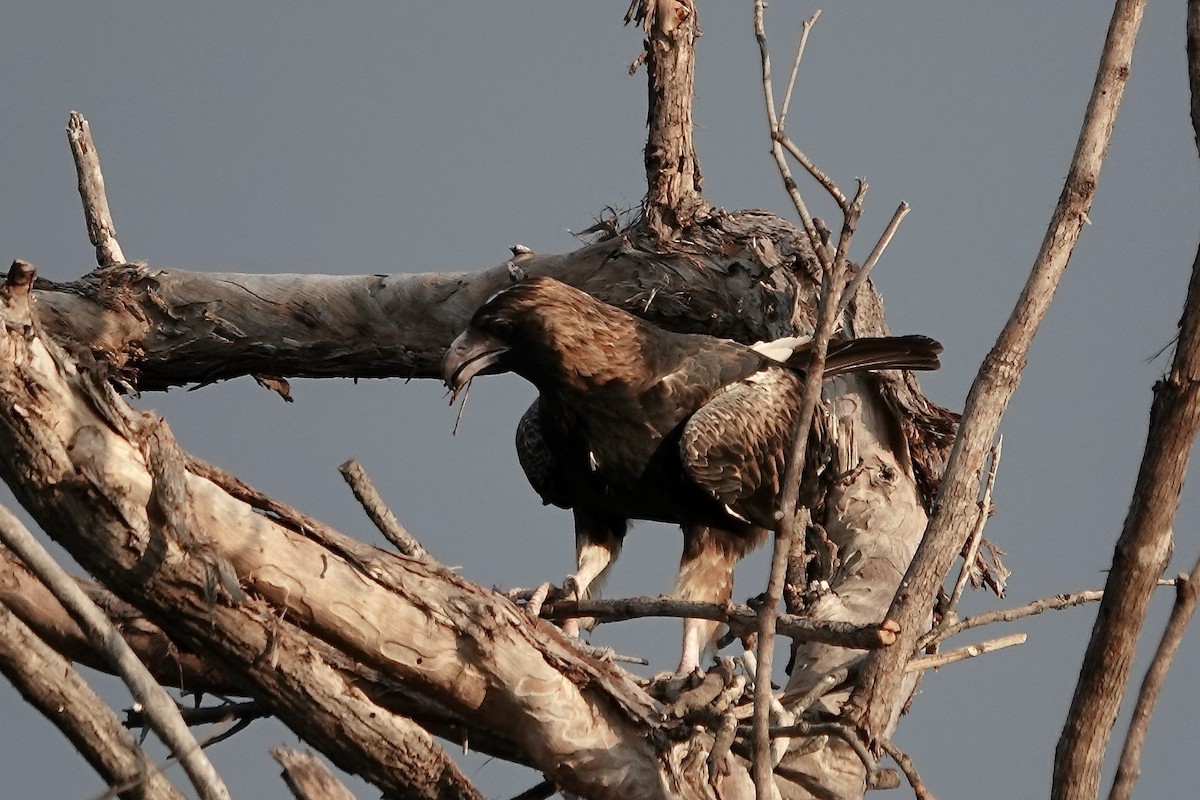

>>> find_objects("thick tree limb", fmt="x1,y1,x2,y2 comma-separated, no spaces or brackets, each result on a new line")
0,259,762,800
33,210,829,394
1108,557,1200,800
1053,4,1195,796
0,543,247,694
847,0,1145,752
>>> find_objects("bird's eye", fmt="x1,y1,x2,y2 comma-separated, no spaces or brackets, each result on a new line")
488,317,514,338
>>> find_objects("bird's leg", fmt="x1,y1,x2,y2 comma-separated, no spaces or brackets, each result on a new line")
561,512,626,638
675,525,765,674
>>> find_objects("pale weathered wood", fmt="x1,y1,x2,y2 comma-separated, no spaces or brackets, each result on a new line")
272,748,359,800
1108,558,1200,800
1,260,757,800
33,211,822,392
66,111,126,267
0,600,186,800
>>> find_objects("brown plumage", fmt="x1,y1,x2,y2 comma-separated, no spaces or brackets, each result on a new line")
443,276,941,672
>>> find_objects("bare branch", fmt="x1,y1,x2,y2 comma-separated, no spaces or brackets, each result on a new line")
66,111,126,267
837,201,911,318
923,590,1098,649
272,748,359,800
847,0,1147,754
920,579,1178,650
1054,4,1196,795
775,137,849,212
751,720,878,779
0,504,230,800
1108,555,1200,800
753,1,831,268
751,168,864,800
881,740,936,800
777,10,822,129
338,459,430,560
945,437,1003,617
0,599,185,800
906,633,1027,672
541,596,897,649
777,668,849,716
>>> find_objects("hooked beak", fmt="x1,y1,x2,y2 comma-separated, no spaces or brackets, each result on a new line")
442,328,510,398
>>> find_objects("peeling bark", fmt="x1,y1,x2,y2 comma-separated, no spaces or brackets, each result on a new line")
2,260,767,799
35,212,815,392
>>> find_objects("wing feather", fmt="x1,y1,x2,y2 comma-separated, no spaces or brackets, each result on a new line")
680,368,803,529
515,399,571,508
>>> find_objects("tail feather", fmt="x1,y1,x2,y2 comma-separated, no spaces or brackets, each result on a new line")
799,334,942,376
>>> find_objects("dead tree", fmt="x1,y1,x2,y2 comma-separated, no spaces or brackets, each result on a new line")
0,2,1192,799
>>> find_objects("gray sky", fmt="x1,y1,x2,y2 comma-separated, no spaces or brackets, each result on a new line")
2,2,1198,798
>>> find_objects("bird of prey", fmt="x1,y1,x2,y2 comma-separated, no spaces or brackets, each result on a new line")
443,276,941,673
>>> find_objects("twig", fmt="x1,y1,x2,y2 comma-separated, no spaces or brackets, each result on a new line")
919,579,1177,650
66,112,126,267
747,720,878,778
881,740,937,800
946,436,1002,613
775,136,849,212
541,595,898,649
906,632,1026,672
0,504,231,800
922,590,1096,649
750,172,864,800
1108,554,1200,800
778,11,822,129
338,459,430,560
837,201,911,317
777,668,849,715
753,0,831,269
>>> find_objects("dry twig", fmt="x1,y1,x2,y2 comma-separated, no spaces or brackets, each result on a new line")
906,633,1027,672
338,459,430,560
881,740,936,800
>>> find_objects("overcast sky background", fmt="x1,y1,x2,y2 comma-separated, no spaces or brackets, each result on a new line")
2,2,1198,798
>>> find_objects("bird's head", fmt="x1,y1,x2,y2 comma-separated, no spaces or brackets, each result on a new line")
442,277,633,398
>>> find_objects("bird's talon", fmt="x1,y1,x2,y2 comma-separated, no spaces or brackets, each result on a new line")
525,582,553,618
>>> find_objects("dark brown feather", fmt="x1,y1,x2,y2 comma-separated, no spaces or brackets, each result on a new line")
444,277,942,671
